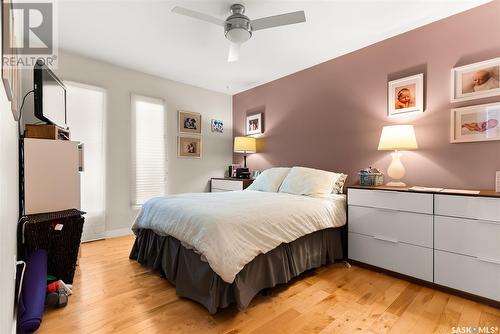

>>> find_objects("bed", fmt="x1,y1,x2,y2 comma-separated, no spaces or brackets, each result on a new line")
129,167,347,314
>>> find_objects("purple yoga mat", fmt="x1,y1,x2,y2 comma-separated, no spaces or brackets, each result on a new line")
18,249,47,333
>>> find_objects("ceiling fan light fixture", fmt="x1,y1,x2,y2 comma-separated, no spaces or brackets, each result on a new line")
225,27,251,44
172,3,306,62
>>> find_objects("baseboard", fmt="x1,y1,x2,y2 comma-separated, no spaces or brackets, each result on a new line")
105,228,133,239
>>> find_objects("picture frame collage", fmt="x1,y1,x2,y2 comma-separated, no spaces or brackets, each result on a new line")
177,110,202,159
387,57,500,143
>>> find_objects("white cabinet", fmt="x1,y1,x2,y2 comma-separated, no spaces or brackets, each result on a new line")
347,188,433,282
24,138,81,214
348,187,500,302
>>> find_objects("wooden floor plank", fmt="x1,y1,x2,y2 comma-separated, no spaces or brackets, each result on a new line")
37,236,499,334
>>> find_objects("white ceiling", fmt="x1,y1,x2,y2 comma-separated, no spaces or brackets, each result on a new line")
57,0,491,95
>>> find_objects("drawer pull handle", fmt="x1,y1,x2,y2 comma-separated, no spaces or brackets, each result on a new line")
373,235,399,244
476,257,500,266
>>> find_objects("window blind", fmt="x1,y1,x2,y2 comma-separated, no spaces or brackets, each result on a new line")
132,94,166,206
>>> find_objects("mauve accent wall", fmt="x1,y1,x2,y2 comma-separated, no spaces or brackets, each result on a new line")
233,1,500,190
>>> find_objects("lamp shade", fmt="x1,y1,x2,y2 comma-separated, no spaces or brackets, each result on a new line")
234,136,256,153
378,125,418,151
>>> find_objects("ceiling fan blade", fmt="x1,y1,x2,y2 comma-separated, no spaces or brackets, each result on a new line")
228,43,240,62
172,6,226,26
251,11,306,31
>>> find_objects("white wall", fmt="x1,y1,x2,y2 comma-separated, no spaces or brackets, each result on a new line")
0,64,19,333
23,50,233,234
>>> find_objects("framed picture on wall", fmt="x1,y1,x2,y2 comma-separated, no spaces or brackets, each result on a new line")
451,57,500,103
450,102,500,143
177,136,202,158
211,119,223,133
388,74,424,117
246,113,263,135
178,110,201,134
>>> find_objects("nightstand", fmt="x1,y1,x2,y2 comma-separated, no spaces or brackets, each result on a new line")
210,178,253,192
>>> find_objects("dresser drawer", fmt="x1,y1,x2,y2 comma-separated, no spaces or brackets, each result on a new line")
348,206,433,248
211,179,243,191
435,215,500,259
347,189,432,214
348,232,433,281
435,195,500,222
435,250,500,301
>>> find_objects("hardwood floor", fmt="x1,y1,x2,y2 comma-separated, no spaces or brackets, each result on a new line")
38,235,500,334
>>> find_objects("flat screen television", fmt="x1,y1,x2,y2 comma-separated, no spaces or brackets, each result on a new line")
34,60,67,129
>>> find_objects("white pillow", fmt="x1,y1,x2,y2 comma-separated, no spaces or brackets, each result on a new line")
246,167,291,192
278,166,342,195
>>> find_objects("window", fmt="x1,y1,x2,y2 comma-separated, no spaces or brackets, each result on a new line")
131,94,166,206
66,82,106,241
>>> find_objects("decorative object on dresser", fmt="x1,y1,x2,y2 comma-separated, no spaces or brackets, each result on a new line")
177,136,201,159
377,124,418,186
228,164,241,178
451,57,500,103
233,136,256,179
358,167,383,186
450,102,500,143
388,73,424,117
246,113,263,135
210,177,253,192
178,110,201,134
348,185,500,306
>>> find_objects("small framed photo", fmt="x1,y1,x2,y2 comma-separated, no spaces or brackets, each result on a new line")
388,74,424,117
450,102,500,143
177,136,202,158
178,111,201,134
246,113,263,135
211,119,223,133
451,57,500,103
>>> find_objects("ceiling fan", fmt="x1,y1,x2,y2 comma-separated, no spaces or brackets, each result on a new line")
172,3,306,62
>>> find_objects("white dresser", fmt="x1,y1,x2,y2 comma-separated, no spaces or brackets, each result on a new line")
210,178,253,192
348,186,500,303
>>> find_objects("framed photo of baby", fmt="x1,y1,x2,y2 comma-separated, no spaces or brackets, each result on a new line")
451,57,500,102
178,136,202,158
388,74,424,117
450,102,500,143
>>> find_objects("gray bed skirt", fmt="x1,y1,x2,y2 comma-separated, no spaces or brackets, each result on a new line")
129,227,344,314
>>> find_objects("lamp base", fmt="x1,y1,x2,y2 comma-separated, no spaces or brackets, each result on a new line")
386,181,407,187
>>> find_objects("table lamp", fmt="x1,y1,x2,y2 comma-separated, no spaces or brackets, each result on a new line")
234,136,256,178
377,125,418,187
